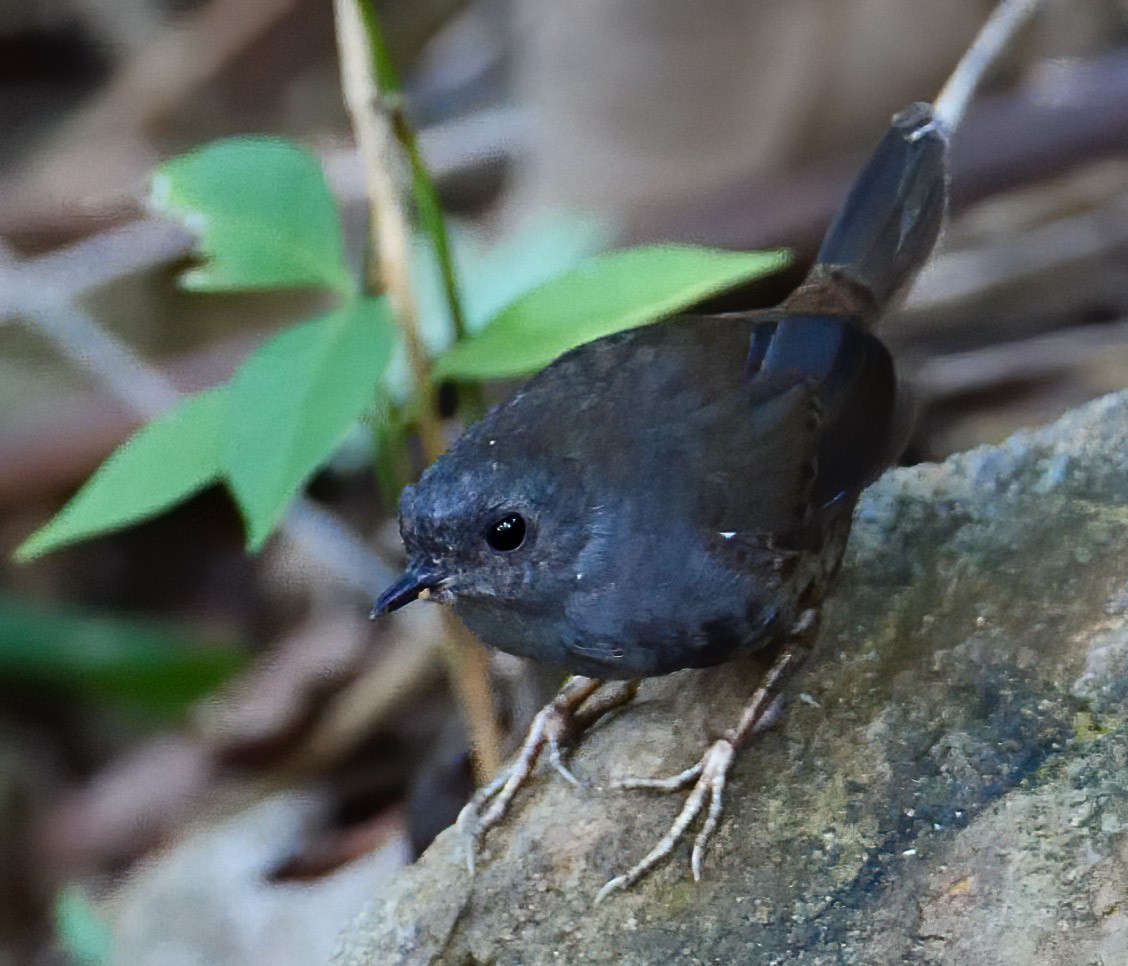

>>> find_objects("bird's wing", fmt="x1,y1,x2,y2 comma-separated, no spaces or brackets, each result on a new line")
508,312,901,540
688,314,902,538
744,314,901,508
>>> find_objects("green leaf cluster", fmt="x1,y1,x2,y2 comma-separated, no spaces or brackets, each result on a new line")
18,139,397,558
16,132,788,560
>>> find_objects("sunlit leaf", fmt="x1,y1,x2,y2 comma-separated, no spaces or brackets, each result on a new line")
224,297,398,550
436,245,789,380
15,389,226,561
387,215,607,401
459,213,610,332
151,137,354,295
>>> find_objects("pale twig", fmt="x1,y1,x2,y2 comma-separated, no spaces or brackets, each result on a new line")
0,221,195,316
441,611,505,780
8,301,179,419
281,500,393,595
905,189,1128,324
62,0,300,145
933,0,1042,135
913,319,1128,400
333,0,444,462
295,605,447,768
333,0,503,781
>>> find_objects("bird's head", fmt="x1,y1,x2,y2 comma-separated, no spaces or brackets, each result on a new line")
372,419,592,623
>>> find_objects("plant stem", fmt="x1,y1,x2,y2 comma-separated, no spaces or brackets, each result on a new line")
334,0,444,461
356,0,469,343
333,0,503,783
357,0,486,417
933,0,1042,135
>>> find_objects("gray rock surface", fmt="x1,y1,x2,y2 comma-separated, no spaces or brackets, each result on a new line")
335,390,1128,965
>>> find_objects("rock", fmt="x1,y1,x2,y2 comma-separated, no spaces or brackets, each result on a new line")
335,391,1128,965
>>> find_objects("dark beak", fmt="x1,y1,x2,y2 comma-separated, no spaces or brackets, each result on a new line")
371,568,441,618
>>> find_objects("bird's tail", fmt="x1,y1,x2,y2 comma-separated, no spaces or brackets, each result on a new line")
787,102,949,325
751,103,947,497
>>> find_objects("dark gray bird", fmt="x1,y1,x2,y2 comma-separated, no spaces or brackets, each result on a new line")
386,314,891,679
376,103,944,677
375,101,948,895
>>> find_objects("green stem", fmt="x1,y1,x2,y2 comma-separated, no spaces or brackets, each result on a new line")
357,0,470,345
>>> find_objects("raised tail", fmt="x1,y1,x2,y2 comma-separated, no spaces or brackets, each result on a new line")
786,101,949,325
745,104,946,500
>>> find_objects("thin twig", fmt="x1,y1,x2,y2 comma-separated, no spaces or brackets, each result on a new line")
8,301,179,419
914,318,1128,400
333,0,444,461
356,0,470,345
933,0,1042,135
333,0,503,781
0,221,195,316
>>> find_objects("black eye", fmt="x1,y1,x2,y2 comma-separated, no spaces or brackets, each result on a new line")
485,513,526,552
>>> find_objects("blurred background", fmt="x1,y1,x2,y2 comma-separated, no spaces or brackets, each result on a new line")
2,0,1128,962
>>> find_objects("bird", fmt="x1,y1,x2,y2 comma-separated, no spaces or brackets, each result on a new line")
374,100,949,899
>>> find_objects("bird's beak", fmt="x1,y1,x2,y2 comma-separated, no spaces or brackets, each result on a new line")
370,567,442,618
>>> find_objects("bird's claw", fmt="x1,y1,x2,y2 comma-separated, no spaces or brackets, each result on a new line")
457,700,579,869
458,676,623,872
596,738,736,903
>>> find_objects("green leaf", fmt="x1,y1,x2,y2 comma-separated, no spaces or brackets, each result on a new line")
55,885,114,965
459,214,610,332
435,245,789,380
386,215,607,402
0,595,244,714
224,297,397,550
15,389,226,561
152,137,354,296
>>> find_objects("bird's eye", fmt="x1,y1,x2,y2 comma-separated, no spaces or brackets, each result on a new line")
485,513,526,552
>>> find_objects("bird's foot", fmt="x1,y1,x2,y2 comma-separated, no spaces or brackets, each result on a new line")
596,644,806,901
596,737,736,902
457,675,638,873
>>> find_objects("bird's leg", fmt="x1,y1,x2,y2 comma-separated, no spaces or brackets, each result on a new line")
457,675,639,872
596,613,816,903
